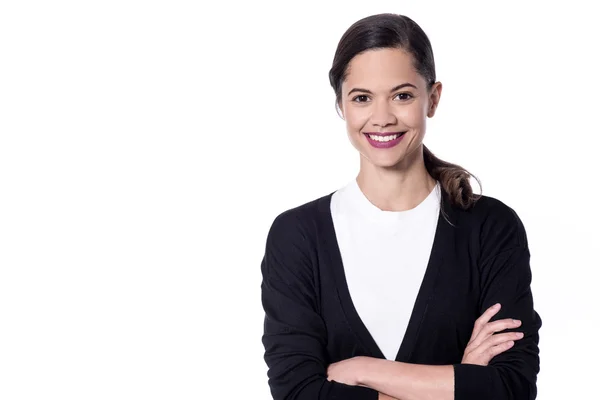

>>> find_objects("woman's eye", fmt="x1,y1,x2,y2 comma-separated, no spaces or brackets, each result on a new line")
352,93,412,102
395,92,413,101
353,95,369,102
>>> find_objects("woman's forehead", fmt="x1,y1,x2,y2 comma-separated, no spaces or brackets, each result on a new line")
343,49,423,91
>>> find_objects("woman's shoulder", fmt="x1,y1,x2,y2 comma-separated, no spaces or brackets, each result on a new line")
459,192,529,252
469,193,522,221
266,191,334,242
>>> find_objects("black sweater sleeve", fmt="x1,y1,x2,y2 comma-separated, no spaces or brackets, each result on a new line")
260,211,379,400
453,206,542,400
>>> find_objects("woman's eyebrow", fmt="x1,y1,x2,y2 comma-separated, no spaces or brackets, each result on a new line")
347,83,418,96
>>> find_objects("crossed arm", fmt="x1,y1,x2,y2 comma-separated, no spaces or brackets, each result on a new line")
330,358,454,400
326,304,525,400
261,213,541,400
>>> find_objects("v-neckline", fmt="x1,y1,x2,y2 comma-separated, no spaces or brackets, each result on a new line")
318,189,454,362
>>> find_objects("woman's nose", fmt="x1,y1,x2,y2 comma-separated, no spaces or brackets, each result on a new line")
370,101,396,127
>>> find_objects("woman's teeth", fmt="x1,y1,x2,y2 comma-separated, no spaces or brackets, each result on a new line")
367,133,402,142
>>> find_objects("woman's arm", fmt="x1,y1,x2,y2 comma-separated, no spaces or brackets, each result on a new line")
328,200,541,400
353,307,523,400
330,225,541,399
378,393,399,400
261,211,386,400
363,360,454,400
452,246,542,400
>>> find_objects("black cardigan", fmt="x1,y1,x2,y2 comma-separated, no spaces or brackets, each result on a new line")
260,189,542,400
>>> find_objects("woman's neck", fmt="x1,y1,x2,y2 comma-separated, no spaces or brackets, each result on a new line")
356,154,436,212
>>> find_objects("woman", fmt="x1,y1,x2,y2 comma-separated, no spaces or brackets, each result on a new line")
260,13,541,400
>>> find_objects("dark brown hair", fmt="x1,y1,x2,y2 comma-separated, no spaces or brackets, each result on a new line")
329,13,482,211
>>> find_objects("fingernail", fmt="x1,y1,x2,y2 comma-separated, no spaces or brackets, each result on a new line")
494,303,501,309
516,332,524,338
513,319,521,325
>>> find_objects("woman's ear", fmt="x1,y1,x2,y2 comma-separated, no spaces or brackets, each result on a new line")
427,81,442,118
336,101,345,120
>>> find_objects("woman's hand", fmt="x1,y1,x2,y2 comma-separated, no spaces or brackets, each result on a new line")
462,303,524,366
326,356,368,386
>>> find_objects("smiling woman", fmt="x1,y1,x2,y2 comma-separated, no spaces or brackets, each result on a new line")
329,16,479,215
260,13,541,400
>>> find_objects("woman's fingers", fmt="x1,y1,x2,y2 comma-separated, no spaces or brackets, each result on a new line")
485,318,522,336
485,340,516,360
482,331,524,349
463,303,527,366
470,318,522,348
480,331,524,359
463,331,525,366
464,330,514,356
469,303,501,341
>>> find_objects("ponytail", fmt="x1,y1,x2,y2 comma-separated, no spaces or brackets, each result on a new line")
423,145,482,212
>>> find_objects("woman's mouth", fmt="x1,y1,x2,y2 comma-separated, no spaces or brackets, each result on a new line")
363,131,407,148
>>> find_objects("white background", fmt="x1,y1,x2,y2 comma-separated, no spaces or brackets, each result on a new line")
1,1,598,399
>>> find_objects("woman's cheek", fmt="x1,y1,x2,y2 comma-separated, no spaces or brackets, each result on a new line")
346,115,366,133
397,104,426,127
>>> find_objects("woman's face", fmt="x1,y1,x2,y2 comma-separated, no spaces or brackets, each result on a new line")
339,48,442,170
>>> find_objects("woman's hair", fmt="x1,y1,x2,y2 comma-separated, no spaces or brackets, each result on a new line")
328,13,482,211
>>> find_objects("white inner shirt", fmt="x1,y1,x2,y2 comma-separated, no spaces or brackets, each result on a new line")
330,178,441,360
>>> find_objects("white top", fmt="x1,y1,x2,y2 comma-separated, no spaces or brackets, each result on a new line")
330,179,441,360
